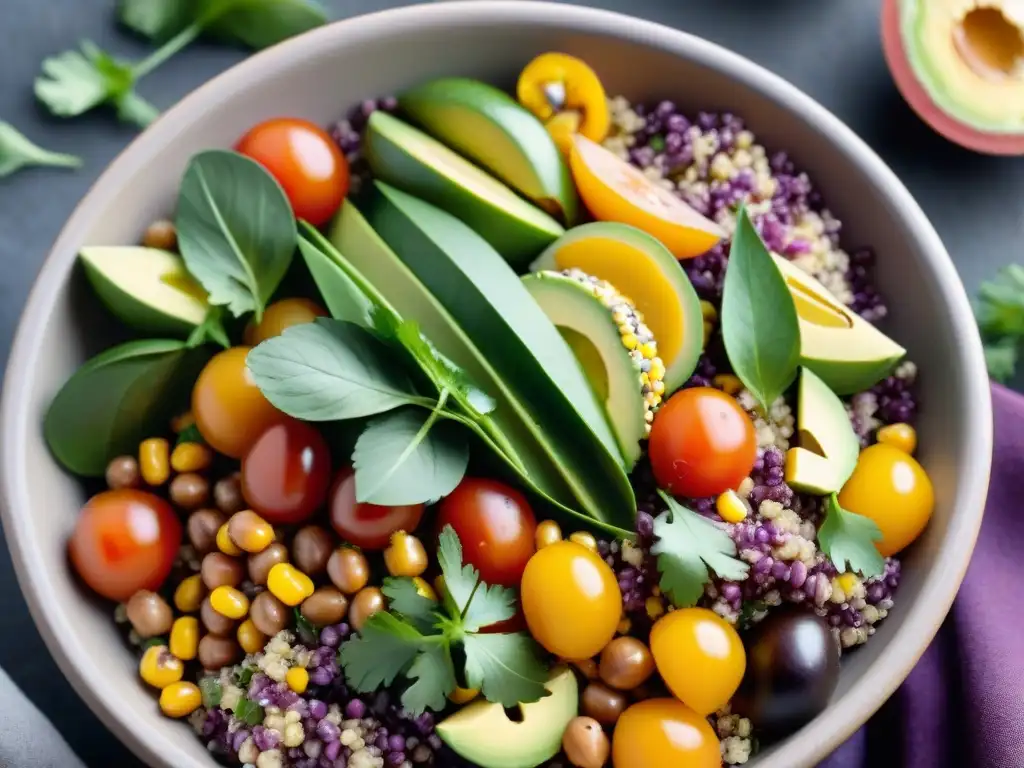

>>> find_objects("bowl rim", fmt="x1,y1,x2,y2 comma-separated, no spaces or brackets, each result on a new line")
0,2,993,767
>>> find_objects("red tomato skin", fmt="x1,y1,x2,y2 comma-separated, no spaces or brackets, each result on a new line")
235,117,350,227
328,468,425,551
435,478,537,588
648,387,757,498
68,489,181,602
241,420,332,525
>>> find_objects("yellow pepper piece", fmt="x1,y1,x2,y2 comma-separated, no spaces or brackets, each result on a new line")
216,523,242,556
139,438,170,486
159,681,202,718
173,574,205,613
169,617,199,661
517,52,610,143
716,490,749,524
876,423,917,455
237,619,266,655
286,667,309,694
139,645,184,689
267,563,315,607
210,586,250,619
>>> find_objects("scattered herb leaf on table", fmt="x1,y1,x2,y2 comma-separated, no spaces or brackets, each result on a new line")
976,264,1024,382
818,493,885,578
0,122,81,178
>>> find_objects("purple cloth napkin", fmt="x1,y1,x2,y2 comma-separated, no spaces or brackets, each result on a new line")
821,382,1021,768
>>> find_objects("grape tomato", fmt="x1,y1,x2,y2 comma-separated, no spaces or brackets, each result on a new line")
241,420,332,525
328,468,424,551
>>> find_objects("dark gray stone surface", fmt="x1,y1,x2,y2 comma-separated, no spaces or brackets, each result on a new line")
0,0,1014,764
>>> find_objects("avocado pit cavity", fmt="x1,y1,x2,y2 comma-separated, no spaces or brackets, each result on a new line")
953,5,1024,81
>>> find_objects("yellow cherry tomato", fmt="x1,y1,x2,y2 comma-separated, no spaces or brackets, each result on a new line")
244,298,327,346
838,442,934,557
876,422,917,455
649,608,745,716
520,541,620,660
612,698,720,768
517,52,610,144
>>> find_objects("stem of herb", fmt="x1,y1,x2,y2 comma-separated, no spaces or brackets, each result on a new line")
132,23,203,79
460,576,483,623
34,149,82,168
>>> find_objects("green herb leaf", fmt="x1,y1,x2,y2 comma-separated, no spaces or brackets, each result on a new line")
976,264,1024,381
339,611,424,692
985,337,1018,383
0,122,81,177
199,677,223,708
175,422,205,446
294,607,318,637
140,636,167,649
247,319,423,421
382,577,440,635
297,235,375,328
436,525,516,632
234,697,264,725
651,491,750,608
720,205,801,413
118,0,195,40
203,0,328,49
235,665,256,687
402,644,457,715
462,633,549,707
186,307,231,350
176,150,296,321
818,493,885,578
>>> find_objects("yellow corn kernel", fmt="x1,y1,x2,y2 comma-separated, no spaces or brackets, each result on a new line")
170,411,195,434
412,576,437,602
216,523,242,556
267,563,315,607
645,597,666,620
700,300,718,322
716,490,750,524
227,510,275,554
649,358,666,383
139,438,170,486
621,332,638,350
169,617,199,661
173,574,205,613
210,586,250,619
159,681,202,718
286,666,309,694
170,442,213,473
837,572,860,596
713,374,744,396
139,644,184,689
639,342,657,360
448,686,479,705
877,422,917,455
569,531,598,552
237,618,266,655
535,520,562,550
383,531,429,578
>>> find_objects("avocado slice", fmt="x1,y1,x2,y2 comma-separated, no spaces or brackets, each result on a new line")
772,255,905,395
398,77,578,225
358,182,635,528
523,270,665,469
437,666,578,768
364,111,565,271
785,367,861,494
79,246,209,336
532,222,704,392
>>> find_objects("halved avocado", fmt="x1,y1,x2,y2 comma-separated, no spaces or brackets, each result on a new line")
523,270,665,469
364,111,565,271
398,77,578,224
773,255,906,394
358,182,635,529
79,246,209,336
531,222,704,392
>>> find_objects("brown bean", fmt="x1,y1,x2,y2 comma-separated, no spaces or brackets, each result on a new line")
572,658,599,681
581,682,628,726
598,637,655,691
200,597,237,636
125,590,172,638
170,473,209,510
301,587,349,626
201,552,245,590
248,542,289,586
250,591,289,637
187,509,226,555
142,219,177,251
327,547,369,595
561,716,610,768
292,525,334,576
197,634,241,671
348,587,385,633
105,456,140,490
213,472,245,514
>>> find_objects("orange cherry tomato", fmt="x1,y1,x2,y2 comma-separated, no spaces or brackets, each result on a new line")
191,347,289,459
649,608,746,716
612,698,721,768
244,298,327,346
235,117,349,227
241,420,332,525
435,477,537,588
648,387,757,498
69,489,182,602
838,442,934,556
328,468,425,551
520,541,620,660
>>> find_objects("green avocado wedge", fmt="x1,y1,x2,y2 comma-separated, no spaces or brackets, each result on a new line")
364,111,564,271
358,182,635,529
398,77,578,225
44,339,211,477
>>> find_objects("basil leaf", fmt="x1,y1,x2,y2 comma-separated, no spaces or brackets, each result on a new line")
44,340,211,477
203,0,328,49
352,400,469,506
297,235,375,329
246,318,424,421
720,205,801,413
176,150,296,322
0,122,81,178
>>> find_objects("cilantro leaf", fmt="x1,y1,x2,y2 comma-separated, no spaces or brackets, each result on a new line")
339,611,423,692
976,264,1024,381
651,491,750,608
0,122,81,178
436,526,515,632
818,493,885,578
199,677,222,708
401,644,457,715
985,337,1018,383
382,577,441,635
234,697,264,725
462,633,549,707
175,422,205,446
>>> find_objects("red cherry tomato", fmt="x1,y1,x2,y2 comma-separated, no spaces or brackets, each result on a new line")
68,489,181,602
241,420,332,525
328,468,425,551
648,387,757,498
479,603,528,634
435,478,537,588
235,117,349,227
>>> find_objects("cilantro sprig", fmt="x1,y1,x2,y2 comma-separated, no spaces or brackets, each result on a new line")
976,264,1024,382
339,526,549,713
817,492,885,578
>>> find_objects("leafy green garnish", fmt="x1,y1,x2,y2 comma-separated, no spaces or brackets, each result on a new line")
235,665,256,687
140,636,167,649
651,491,750,608
339,526,547,714
294,606,317,636
233,697,264,725
720,205,801,413
175,422,205,446
296,236,376,329
818,493,885,578
199,677,223,708
0,122,81,178
976,264,1024,382
186,307,231,350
